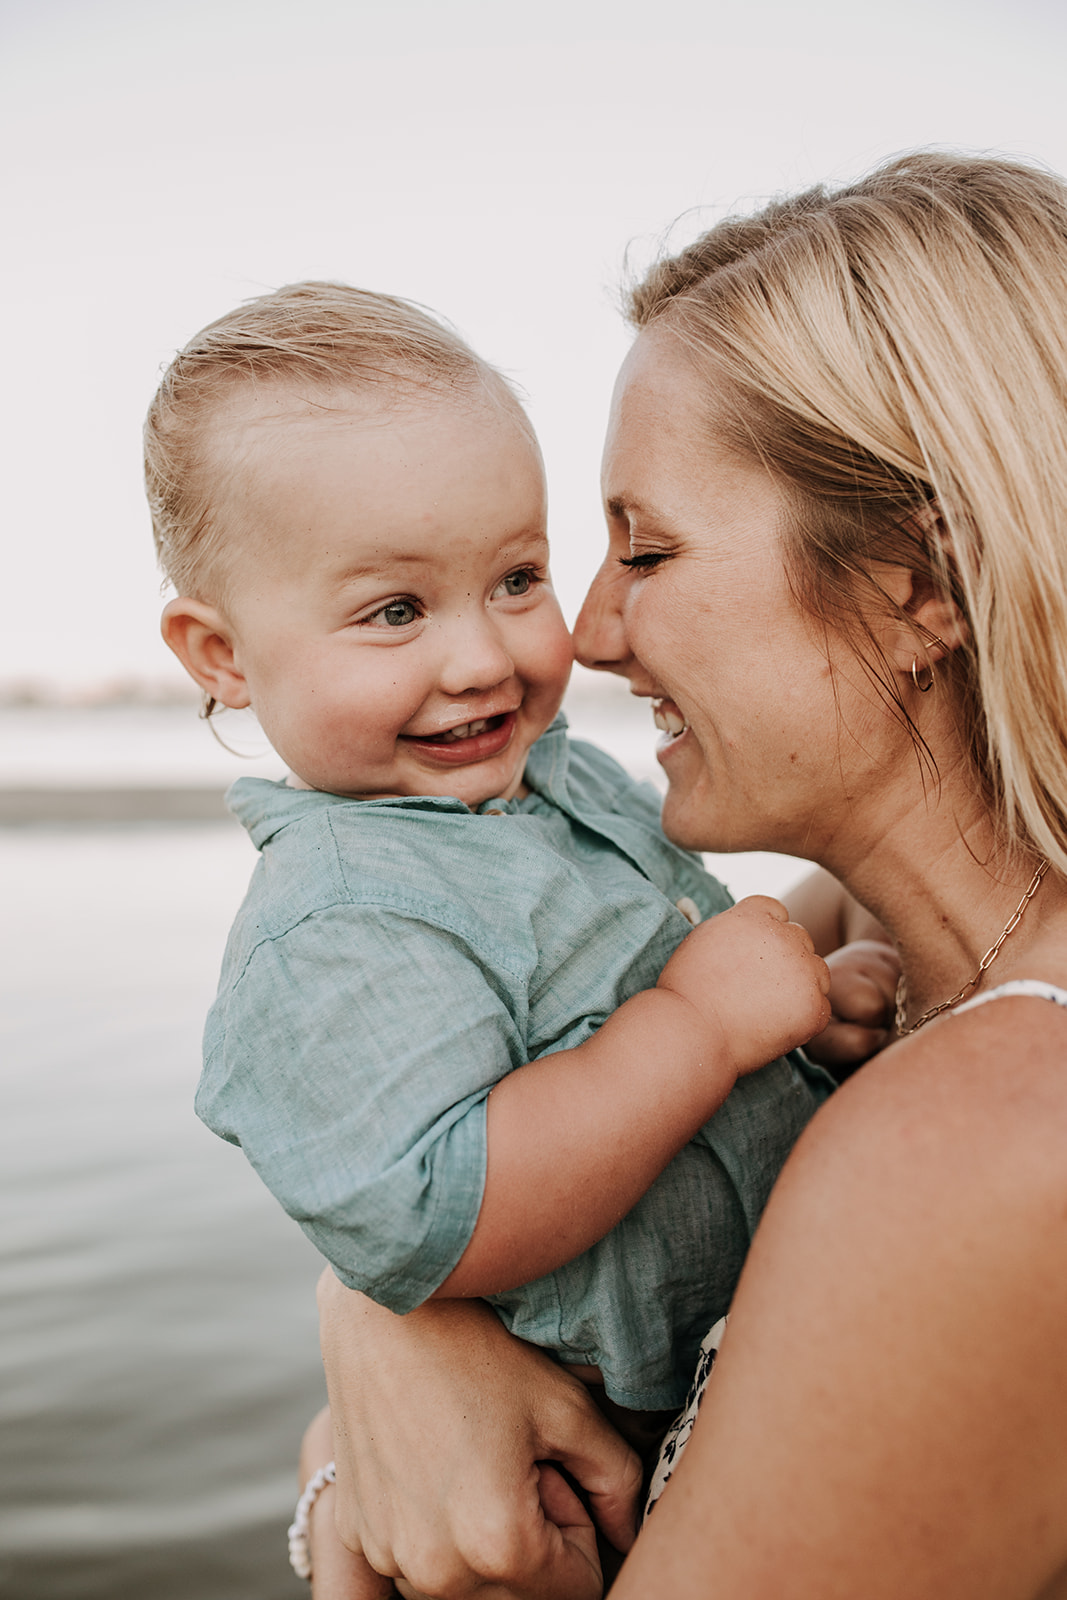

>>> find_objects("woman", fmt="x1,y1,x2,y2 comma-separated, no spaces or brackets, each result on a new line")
310,151,1067,1597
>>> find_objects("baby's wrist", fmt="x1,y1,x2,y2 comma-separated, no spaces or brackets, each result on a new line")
650,984,738,1098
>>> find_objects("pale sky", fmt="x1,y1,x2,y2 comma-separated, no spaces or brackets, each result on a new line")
3,0,1066,694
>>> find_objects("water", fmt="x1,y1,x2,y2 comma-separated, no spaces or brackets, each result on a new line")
0,824,323,1599
0,692,809,1597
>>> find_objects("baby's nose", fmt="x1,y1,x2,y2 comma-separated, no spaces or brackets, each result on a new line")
439,619,515,696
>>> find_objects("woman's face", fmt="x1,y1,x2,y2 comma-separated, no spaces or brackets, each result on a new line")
575,329,881,861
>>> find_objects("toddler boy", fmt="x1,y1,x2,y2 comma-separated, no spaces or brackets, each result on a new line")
149,283,846,1426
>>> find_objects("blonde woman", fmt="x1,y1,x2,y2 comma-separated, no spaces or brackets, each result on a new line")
313,152,1067,1599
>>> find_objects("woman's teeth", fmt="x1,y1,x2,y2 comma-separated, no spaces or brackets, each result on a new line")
651,699,688,737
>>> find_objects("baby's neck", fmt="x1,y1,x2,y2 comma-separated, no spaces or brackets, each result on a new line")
283,772,531,802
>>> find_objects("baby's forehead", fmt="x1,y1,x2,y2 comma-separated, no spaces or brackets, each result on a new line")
207,376,548,587
216,372,534,447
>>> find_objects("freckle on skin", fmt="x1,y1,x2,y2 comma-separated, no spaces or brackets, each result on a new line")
789,752,798,764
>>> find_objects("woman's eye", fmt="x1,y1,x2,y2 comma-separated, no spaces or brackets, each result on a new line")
496,569,535,597
368,599,419,627
617,551,672,572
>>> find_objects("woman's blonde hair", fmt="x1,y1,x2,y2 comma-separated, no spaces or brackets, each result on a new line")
145,280,514,603
629,151,1067,873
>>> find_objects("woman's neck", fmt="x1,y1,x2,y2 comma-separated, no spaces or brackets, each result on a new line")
829,802,1063,1022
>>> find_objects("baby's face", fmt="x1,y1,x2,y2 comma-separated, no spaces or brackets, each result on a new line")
212,386,573,805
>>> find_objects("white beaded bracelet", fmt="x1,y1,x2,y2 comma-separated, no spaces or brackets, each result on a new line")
288,1459,337,1581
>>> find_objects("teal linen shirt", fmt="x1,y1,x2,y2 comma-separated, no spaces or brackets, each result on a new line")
198,718,830,1409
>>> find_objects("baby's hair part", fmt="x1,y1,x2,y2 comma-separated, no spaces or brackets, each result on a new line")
145,281,520,602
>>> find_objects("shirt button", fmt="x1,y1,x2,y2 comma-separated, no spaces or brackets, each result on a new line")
675,896,702,926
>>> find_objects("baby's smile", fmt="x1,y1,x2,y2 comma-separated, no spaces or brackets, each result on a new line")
408,711,511,745
401,710,519,769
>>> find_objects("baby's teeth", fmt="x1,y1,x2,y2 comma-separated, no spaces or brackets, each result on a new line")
437,718,491,743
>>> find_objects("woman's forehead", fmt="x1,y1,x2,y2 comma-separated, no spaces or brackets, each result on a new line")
601,329,741,509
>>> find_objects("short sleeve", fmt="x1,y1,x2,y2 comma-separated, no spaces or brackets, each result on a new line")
197,903,528,1311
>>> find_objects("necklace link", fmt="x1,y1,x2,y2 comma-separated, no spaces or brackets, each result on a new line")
894,860,1050,1036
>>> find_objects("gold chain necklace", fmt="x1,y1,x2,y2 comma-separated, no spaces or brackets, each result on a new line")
894,859,1051,1036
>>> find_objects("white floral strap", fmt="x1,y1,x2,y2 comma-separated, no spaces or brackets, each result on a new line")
644,1316,728,1519
952,979,1067,1018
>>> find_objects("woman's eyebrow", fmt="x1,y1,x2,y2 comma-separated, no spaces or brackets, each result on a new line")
605,494,640,519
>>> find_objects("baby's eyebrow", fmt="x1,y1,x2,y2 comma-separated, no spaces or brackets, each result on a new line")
334,552,428,583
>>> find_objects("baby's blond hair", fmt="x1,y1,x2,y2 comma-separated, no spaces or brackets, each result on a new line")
629,151,1067,874
145,281,515,602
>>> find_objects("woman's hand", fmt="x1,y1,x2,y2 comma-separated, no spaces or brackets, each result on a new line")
298,1406,397,1599
317,1271,643,1600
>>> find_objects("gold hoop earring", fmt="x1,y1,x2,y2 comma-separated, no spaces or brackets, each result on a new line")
910,631,947,694
910,657,933,693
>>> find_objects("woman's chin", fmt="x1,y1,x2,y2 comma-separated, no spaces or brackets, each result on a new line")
659,790,719,853
660,784,762,857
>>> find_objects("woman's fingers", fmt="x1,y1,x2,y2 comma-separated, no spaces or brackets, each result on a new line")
317,1278,640,1598
318,1534,398,1600
535,1389,643,1555
298,1405,399,1599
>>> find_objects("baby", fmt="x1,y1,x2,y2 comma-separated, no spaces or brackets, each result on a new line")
147,282,886,1570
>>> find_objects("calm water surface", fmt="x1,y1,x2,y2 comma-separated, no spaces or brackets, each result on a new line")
1,825,323,1598
0,697,806,1598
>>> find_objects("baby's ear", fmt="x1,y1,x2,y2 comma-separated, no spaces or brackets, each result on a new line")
161,598,251,709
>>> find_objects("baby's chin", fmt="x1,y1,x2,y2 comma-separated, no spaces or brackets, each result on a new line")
282,769,530,806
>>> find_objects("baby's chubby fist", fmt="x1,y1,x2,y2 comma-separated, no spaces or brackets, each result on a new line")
804,938,901,1078
656,896,832,1075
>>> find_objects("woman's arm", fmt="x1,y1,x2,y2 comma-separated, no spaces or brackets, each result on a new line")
318,1274,643,1600
613,999,1067,1599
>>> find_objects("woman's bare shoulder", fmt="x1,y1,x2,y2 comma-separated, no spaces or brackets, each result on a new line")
614,997,1067,1599
790,990,1067,1204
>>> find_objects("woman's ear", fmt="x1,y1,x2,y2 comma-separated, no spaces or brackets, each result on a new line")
899,574,969,668
161,598,251,709
875,506,969,677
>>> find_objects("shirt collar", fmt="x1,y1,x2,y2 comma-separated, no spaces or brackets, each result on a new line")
228,713,572,850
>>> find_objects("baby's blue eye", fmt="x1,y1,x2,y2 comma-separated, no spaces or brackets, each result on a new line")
501,571,532,596
380,600,418,626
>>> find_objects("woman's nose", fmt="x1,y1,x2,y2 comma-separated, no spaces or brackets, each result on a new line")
573,556,635,678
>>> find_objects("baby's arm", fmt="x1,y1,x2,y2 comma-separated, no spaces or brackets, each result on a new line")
435,896,830,1299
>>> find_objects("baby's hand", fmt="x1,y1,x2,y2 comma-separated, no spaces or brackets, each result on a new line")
656,896,831,1078
804,938,901,1079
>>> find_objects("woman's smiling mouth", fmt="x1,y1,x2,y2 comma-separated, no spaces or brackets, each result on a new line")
652,697,689,746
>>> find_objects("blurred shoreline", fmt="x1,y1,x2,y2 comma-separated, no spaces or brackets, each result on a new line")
0,786,231,823
0,670,656,822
